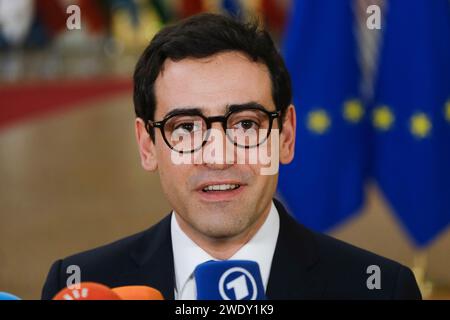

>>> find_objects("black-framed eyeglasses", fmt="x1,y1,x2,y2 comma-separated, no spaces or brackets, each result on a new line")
146,105,281,154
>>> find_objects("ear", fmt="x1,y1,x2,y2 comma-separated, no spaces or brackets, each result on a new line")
135,118,158,171
279,104,296,164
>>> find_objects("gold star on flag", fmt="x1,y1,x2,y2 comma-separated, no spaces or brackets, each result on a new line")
343,99,364,123
445,100,450,122
410,113,432,138
373,106,394,131
307,109,331,134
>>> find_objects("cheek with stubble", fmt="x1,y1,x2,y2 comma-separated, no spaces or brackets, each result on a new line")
156,151,194,216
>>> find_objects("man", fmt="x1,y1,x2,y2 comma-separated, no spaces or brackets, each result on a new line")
42,13,421,300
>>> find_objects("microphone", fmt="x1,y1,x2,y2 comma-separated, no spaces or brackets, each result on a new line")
112,286,164,300
0,292,21,300
52,282,121,300
194,260,265,300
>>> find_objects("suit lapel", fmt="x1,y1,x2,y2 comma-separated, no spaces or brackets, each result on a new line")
266,199,326,299
129,214,175,300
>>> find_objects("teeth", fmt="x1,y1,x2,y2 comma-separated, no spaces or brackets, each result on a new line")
202,184,240,192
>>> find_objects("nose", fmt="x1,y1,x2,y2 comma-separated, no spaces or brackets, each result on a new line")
201,122,234,170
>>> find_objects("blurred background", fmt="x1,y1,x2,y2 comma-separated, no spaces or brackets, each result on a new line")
0,0,449,300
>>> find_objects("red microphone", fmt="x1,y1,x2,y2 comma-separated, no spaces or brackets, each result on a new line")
112,286,164,300
52,282,121,300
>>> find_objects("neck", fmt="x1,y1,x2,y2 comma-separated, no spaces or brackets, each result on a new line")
175,203,272,260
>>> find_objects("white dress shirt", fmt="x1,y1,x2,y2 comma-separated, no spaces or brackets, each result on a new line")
171,201,280,300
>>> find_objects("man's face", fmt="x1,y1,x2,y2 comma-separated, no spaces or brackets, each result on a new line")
136,51,295,241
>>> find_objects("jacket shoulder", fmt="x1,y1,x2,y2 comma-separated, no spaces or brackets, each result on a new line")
41,214,171,299
312,232,422,299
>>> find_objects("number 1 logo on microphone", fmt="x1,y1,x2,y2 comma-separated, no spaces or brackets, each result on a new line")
218,267,258,300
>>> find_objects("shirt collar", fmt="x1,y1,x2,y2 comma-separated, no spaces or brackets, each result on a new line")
171,201,280,296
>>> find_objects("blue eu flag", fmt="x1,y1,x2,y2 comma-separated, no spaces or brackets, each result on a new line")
278,0,369,231
221,0,241,18
372,0,450,246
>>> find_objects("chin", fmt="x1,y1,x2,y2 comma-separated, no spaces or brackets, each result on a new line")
201,227,243,240
198,217,250,239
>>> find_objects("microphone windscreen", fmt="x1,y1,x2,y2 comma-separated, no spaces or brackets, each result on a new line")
0,292,21,300
112,286,164,300
52,282,121,300
194,260,265,300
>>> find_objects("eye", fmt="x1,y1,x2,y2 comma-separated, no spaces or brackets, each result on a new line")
235,120,259,131
173,122,201,134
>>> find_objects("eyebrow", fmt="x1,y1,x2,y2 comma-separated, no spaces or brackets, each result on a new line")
162,102,270,119
163,108,203,119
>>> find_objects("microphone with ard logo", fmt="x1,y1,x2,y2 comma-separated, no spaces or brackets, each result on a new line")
194,260,266,300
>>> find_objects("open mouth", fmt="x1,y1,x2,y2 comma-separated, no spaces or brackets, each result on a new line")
201,184,241,192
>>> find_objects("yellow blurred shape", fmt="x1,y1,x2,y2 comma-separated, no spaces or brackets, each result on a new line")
112,4,162,51
410,113,432,138
445,100,450,122
343,99,364,123
307,109,331,134
372,106,394,131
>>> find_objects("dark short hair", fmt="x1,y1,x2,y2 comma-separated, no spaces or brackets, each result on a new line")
133,13,292,140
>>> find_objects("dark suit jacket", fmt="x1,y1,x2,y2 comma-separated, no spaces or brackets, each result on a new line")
42,199,421,300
